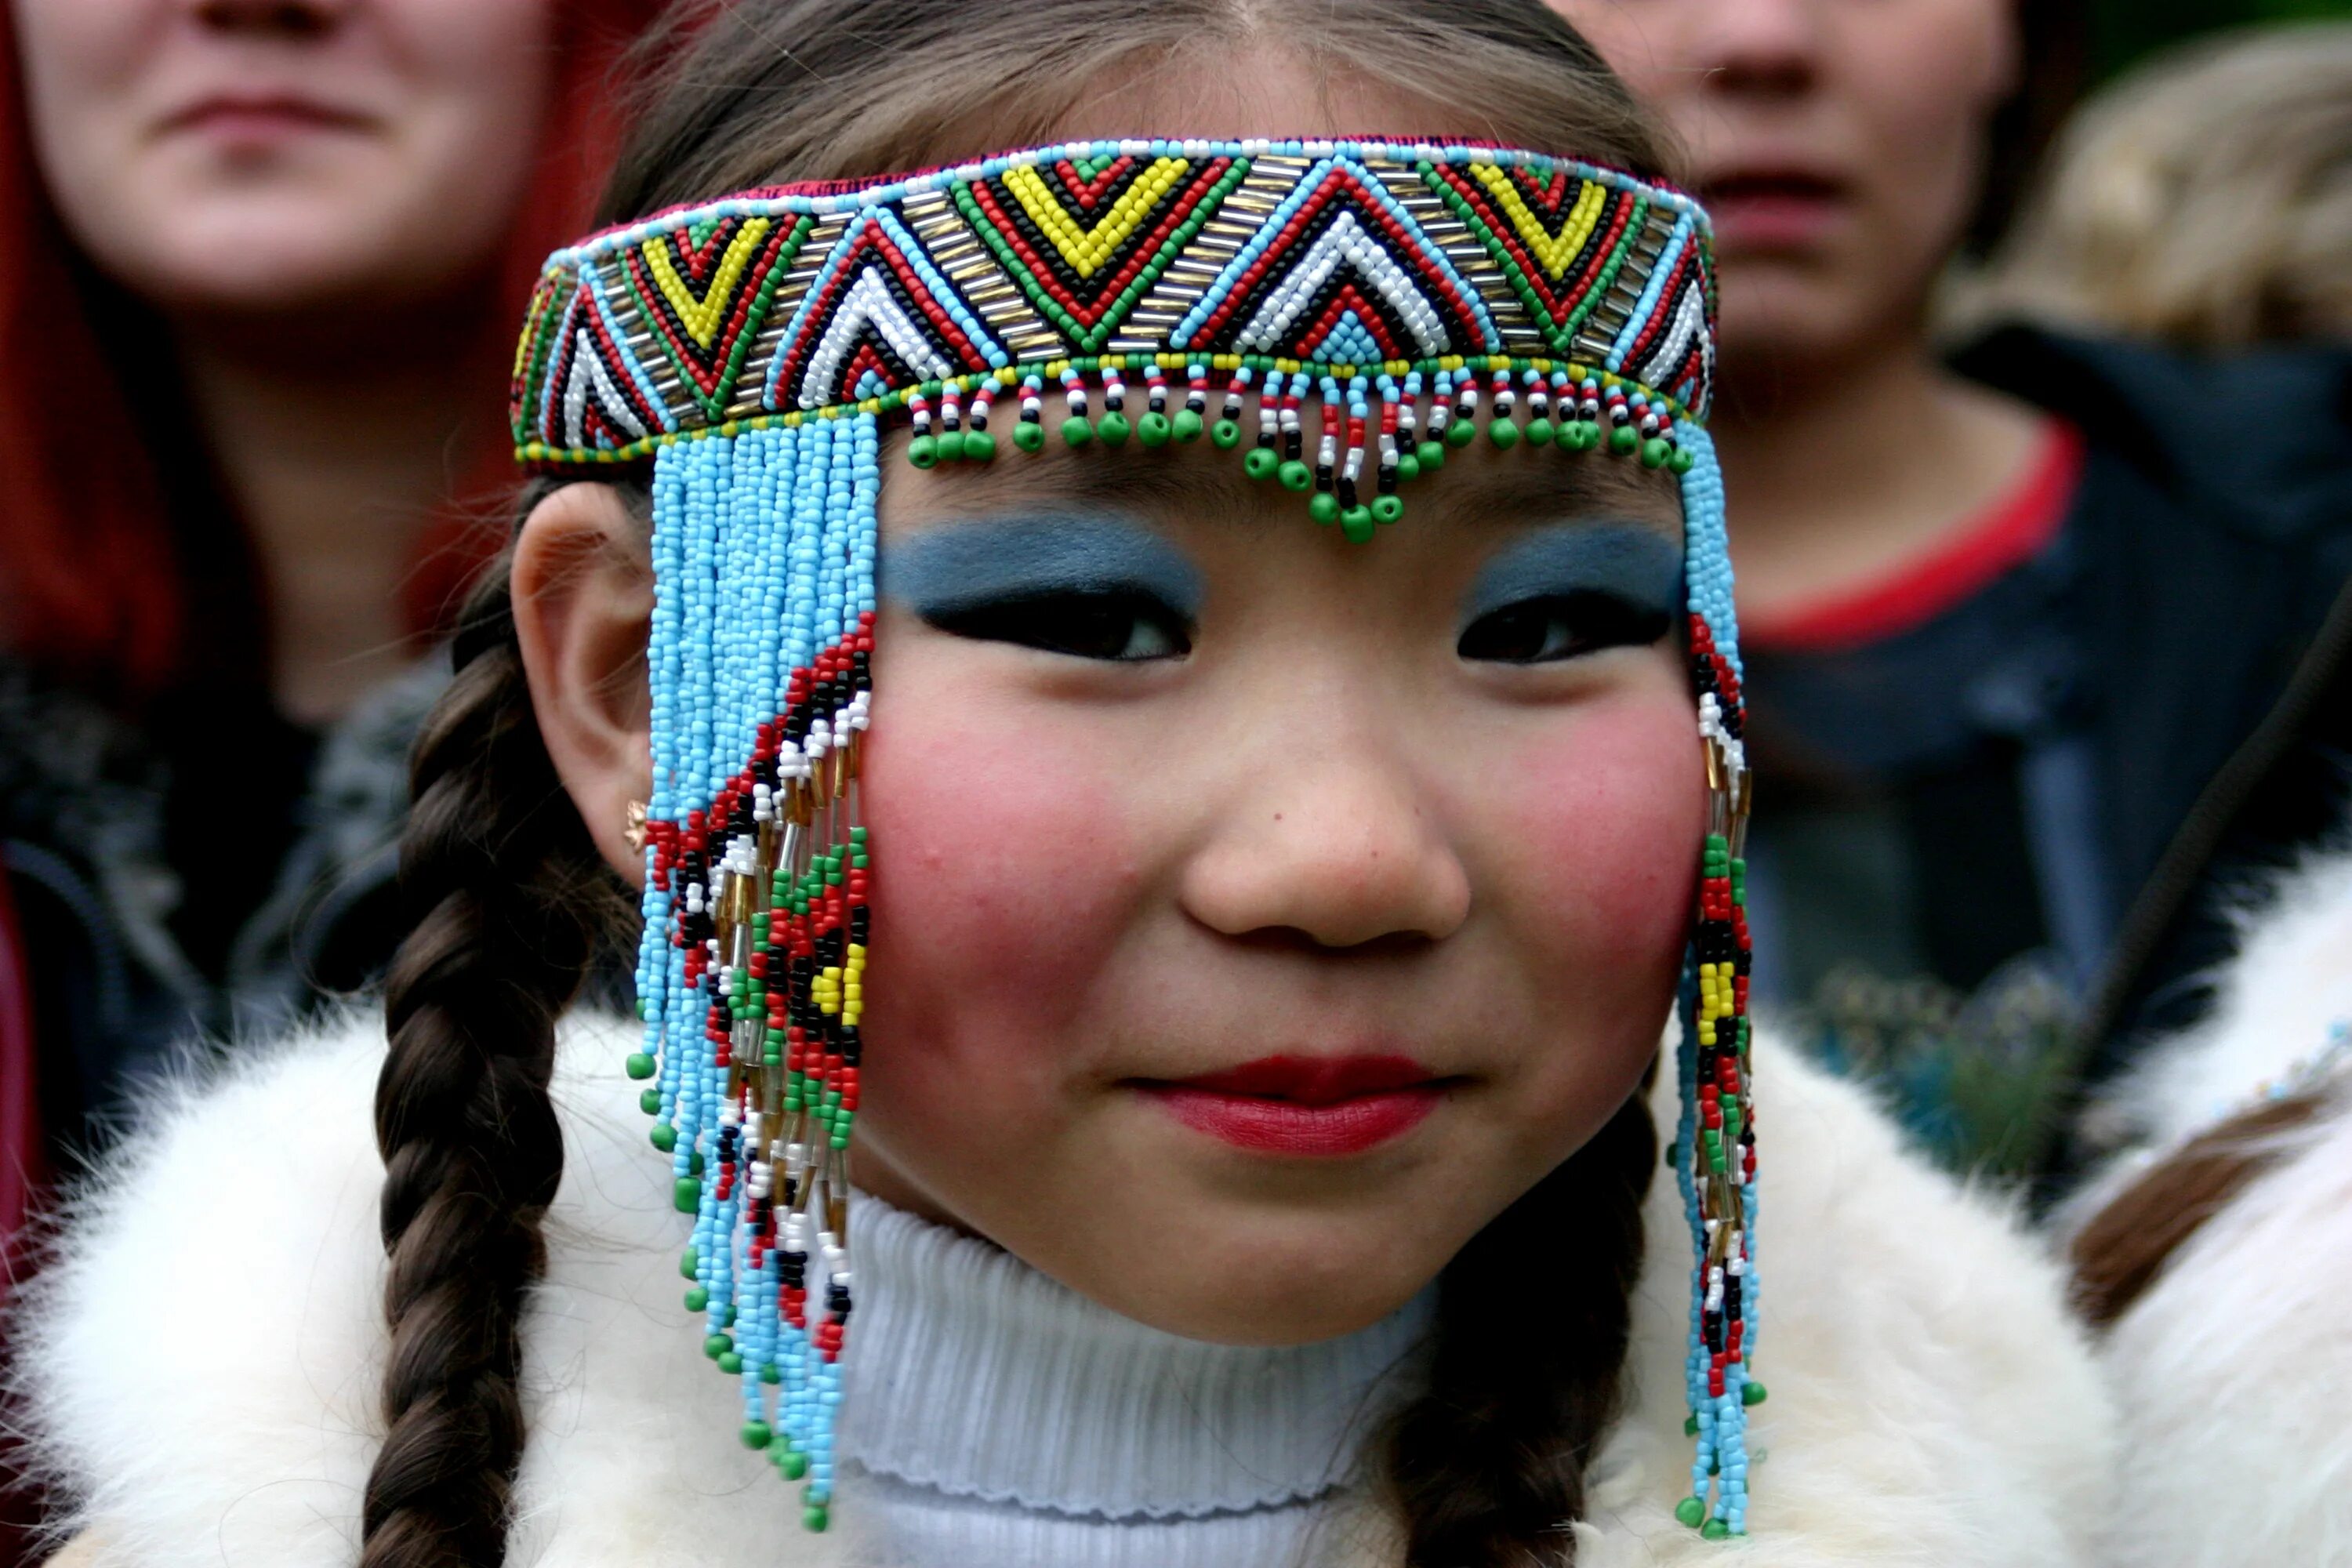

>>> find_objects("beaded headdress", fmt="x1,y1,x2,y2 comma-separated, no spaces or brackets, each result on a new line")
513,139,1757,1537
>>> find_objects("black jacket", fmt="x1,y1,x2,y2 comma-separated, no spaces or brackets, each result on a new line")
1944,327,2352,1179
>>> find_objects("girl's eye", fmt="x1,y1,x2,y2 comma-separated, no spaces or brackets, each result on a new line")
1458,591,1672,664
924,590,1192,662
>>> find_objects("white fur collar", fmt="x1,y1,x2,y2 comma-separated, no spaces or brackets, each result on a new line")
13,1011,2113,1567
2066,843,2352,1568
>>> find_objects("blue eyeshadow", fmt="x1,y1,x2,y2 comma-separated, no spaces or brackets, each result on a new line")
879,514,1203,618
1462,524,1683,627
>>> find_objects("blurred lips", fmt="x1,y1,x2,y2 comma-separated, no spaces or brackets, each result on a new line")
1700,170,1850,252
158,94,374,144
1138,1054,1448,1156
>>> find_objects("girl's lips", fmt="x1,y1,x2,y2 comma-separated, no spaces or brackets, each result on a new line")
1700,172,1850,252
1138,1054,1448,1156
159,96,375,143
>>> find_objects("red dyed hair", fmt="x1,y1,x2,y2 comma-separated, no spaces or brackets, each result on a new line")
0,2,667,700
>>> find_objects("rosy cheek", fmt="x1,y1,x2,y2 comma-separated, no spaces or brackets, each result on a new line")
1497,691,1704,988
852,679,1148,1098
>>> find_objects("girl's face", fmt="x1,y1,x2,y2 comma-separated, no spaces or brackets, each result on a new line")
844,441,1704,1342
1553,0,2018,373
13,0,552,314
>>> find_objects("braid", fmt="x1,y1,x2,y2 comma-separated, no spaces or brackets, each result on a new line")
361,517,629,1568
1384,1085,1657,1568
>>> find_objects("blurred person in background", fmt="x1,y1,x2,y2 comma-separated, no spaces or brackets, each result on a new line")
1555,0,2352,1180
1957,22,2352,350
0,0,662,1256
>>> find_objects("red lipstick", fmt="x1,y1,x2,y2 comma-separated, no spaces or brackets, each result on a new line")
1140,1054,1446,1156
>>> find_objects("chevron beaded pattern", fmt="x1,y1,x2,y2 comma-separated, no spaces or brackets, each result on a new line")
511,139,1716,466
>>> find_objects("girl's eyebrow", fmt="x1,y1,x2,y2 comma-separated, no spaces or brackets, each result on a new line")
1462,524,1685,622
879,513,1204,615
903,447,1265,521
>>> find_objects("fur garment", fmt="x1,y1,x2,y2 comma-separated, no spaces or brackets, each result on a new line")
2065,846,2352,1568
13,1010,2114,1566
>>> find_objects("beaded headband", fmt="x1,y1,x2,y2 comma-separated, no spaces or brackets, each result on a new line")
514,140,1756,1538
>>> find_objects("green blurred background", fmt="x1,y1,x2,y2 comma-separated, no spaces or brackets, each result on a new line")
2107,0,2352,74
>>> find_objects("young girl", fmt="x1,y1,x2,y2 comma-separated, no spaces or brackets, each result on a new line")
14,3,2113,1565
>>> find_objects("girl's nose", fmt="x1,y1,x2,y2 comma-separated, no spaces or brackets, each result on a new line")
1178,717,1471,952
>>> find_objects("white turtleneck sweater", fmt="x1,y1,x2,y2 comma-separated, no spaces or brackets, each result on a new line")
840,1196,1433,1568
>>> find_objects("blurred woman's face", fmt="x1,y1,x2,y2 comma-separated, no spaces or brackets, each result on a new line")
1554,0,2018,376
13,0,553,314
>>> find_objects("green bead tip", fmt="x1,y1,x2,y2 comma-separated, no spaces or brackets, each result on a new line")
1444,419,1476,449
1743,1379,1768,1406
1013,419,1046,452
1371,495,1404,524
1341,507,1376,543
781,1447,809,1480
742,1420,773,1450
1308,492,1341,524
906,434,938,468
1561,421,1599,452
1277,459,1312,492
624,1051,657,1080
1396,452,1420,481
680,1247,699,1279
672,1174,699,1211
703,1331,732,1360
1488,418,1522,450
1243,446,1279,480
638,1087,661,1115
1417,438,1446,469
803,1504,830,1534
1137,411,1172,447
717,1351,743,1375
1525,418,1555,446
1641,437,1671,469
1675,1497,1707,1530
1670,447,1696,474
1097,410,1131,445
1685,1413,1700,1436
1610,424,1639,455
964,429,999,462
941,429,971,461
684,1285,710,1312
761,1362,782,1385
1210,418,1241,449
1061,415,1095,447
1702,1519,1730,1541
1172,408,1204,441
651,1123,677,1153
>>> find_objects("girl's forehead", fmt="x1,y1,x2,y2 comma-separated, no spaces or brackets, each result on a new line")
878,436,1686,540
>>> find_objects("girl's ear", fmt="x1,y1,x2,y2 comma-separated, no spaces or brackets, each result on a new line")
512,482,655,884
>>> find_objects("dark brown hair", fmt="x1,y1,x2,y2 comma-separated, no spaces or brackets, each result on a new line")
365,4,1670,1563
